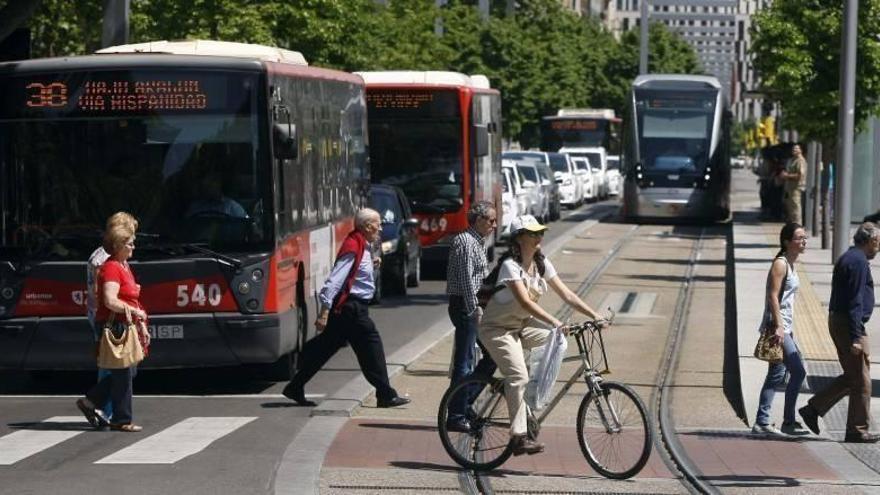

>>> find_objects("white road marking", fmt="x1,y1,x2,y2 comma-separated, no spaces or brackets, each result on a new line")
94,417,257,464
0,416,87,465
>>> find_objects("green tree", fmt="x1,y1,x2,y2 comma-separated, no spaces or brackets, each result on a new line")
750,0,880,143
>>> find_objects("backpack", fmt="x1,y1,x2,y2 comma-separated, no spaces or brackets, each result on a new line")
476,263,505,309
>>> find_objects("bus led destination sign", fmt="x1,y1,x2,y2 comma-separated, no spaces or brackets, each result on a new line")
366,89,459,118
367,91,434,110
550,119,598,131
25,79,209,112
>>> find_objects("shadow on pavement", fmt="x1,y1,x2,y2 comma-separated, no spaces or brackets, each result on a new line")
702,474,805,488
357,422,437,432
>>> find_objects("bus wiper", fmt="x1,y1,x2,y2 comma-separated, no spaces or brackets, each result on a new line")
178,243,242,270
137,232,242,270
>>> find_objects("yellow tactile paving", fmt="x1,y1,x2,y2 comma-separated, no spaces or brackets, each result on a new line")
761,225,837,361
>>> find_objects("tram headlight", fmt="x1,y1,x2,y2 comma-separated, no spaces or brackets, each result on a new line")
637,173,643,179
704,174,711,181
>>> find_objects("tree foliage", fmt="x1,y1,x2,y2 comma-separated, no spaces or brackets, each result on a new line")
8,0,702,146
750,0,880,143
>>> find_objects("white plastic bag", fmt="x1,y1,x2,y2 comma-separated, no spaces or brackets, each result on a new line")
525,328,568,410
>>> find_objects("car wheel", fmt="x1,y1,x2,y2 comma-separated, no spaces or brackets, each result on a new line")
407,256,420,287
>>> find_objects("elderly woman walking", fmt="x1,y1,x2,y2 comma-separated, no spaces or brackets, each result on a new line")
753,223,809,436
77,214,149,432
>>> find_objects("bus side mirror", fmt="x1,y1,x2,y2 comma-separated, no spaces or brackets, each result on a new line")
473,124,489,157
273,122,298,160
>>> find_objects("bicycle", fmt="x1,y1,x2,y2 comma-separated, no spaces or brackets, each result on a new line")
437,317,652,479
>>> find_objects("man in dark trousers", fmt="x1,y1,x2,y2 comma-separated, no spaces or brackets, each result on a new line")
444,201,498,432
800,222,880,442
282,208,410,408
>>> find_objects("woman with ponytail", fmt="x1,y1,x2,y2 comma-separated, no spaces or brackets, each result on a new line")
753,223,810,436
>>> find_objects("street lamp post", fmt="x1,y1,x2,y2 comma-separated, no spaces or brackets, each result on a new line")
639,0,649,74
833,0,858,261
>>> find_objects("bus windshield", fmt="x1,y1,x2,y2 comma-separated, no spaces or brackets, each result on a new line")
367,89,463,213
0,69,272,261
635,90,716,173
541,118,616,152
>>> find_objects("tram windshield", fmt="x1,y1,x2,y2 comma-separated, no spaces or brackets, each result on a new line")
367,89,463,214
0,69,272,261
635,90,716,173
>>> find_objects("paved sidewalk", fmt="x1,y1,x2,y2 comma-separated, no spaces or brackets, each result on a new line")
734,172,880,490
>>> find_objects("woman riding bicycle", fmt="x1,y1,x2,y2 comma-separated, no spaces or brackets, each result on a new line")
479,215,607,456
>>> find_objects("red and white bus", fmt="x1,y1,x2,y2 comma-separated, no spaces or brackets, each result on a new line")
0,40,369,378
358,71,502,264
540,108,622,155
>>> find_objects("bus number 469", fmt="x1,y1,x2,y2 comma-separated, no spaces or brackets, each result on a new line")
177,283,223,307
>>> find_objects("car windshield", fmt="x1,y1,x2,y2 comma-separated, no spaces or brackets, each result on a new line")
607,158,620,171
370,189,401,224
0,69,271,261
517,165,538,183
367,89,463,213
502,169,511,193
548,153,569,173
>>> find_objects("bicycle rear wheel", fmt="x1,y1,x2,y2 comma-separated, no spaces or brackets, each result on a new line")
576,381,651,479
437,375,513,471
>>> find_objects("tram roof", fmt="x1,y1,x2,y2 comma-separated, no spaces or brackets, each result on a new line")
633,74,721,90
96,40,308,65
356,70,492,89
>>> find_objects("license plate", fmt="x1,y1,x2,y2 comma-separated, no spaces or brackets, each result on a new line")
147,324,184,339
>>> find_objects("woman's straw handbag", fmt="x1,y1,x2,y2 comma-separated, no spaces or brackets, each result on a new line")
753,329,783,364
97,307,145,369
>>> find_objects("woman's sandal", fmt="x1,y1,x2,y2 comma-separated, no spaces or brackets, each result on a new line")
110,423,143,433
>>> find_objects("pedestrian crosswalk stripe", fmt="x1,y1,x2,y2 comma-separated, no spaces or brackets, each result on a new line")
94,417,257,464
0,416,87,465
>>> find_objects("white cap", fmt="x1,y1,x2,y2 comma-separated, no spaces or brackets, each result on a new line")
509,215,548,234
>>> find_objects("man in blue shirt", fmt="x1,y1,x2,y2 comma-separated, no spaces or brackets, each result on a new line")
800,222,880,443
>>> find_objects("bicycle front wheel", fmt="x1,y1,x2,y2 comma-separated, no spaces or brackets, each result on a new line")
576,381,652,479
437,375,513,471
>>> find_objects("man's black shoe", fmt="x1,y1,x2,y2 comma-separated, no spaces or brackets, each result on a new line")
377,396,411,408
446,417,471,433
798,405,820,435
282,383,316,407
844,432,880,443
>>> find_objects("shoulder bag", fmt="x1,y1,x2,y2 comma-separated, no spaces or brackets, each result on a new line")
753,258,788,364
97,306,145,369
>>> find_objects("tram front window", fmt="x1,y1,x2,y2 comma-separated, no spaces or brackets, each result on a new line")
635,91,715,173
0,70,272,261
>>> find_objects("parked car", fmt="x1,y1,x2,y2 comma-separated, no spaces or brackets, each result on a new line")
561,146,608,199
547,152,583,208
369,184,421,297
571,157,595,202
500,165,524,239
503,151,561,220
515,161,550,223
606,154,621,196
502,159,533,236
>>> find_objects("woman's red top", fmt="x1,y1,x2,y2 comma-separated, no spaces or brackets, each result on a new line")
95,260,143,323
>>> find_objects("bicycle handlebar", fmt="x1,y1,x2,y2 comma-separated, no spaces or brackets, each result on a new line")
563,309,616,336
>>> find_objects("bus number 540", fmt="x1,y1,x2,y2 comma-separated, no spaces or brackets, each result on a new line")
177,283,223,307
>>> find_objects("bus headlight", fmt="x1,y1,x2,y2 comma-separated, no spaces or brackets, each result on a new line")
238,282,251,295
251,269,264,282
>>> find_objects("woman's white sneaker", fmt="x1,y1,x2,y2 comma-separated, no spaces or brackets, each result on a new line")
751,423,783,436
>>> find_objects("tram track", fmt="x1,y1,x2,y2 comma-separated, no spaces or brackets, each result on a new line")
460,224,722,495
650,227,719,495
